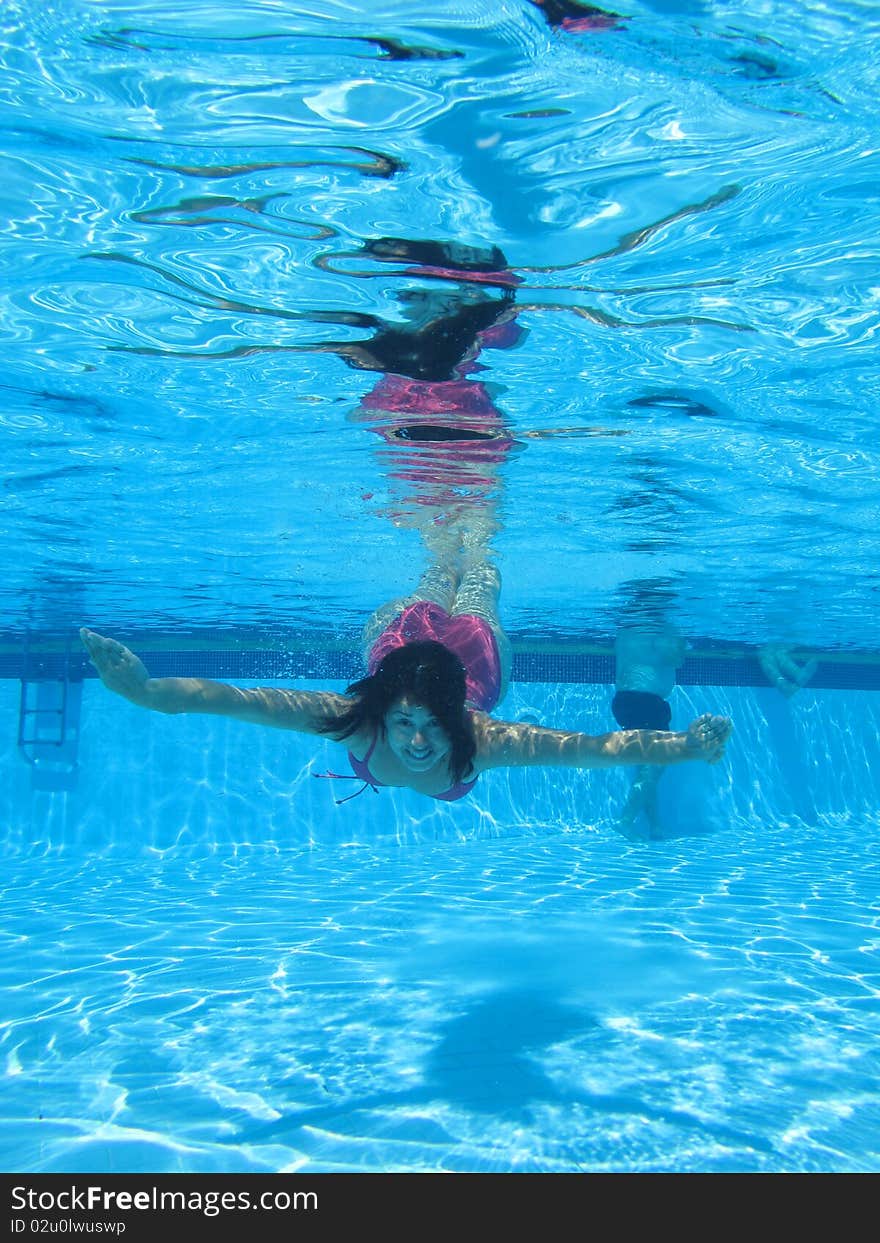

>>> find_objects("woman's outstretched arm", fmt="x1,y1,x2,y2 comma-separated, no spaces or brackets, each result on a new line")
473,712,732,772
80,629,350,734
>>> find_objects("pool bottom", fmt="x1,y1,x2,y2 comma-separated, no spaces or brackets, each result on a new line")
3,821,879,1174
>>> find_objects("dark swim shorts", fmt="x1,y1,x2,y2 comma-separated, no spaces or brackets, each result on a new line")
611,690,672,731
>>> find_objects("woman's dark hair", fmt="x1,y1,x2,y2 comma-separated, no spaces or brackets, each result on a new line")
361,290,514,383
318,641,477,784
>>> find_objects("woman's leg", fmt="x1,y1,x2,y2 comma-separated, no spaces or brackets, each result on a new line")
448,515,512,702
361,518,460,659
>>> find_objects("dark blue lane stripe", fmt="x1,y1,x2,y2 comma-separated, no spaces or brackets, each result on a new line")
1,640,877,690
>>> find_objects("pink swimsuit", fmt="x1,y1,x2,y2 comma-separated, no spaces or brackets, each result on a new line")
367,601,501,712
345,602,503,802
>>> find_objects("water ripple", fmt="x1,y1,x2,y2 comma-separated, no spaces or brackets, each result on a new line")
1,0,880,644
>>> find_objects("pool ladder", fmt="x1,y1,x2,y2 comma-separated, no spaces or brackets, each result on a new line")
17,632,83,791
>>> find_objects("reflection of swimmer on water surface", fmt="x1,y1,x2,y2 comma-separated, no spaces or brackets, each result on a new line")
528,0,625,34
305,235,725,512
310,237,643,517
310,239,524,382
308,238,526,518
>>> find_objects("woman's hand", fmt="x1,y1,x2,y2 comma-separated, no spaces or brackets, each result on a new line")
684,713,733,764
80,628,152,705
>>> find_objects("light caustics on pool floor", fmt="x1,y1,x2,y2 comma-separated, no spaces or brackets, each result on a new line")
2,826,879,1175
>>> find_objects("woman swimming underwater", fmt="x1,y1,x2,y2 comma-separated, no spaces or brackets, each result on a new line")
81,237,731,803
80,594,731,807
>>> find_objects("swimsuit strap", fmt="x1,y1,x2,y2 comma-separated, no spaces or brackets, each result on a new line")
313,729,381,804
315,729,478,804
311,771,378,805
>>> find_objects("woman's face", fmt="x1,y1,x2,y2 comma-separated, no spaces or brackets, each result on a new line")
384,695,451,773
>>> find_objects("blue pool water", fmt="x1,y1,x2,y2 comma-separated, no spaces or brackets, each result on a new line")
3,0,880,1173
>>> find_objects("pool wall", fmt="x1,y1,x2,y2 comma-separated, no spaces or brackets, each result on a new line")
3,678,878,855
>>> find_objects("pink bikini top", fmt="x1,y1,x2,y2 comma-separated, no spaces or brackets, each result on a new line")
312,730,477,804
348,731,477,802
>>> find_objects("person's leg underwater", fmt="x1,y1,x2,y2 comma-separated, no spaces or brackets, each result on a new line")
448,508,512,704
361,516,461,659
612,621,685,839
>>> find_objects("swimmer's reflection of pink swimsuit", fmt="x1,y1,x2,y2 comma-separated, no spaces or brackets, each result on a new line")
347,602,502,802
